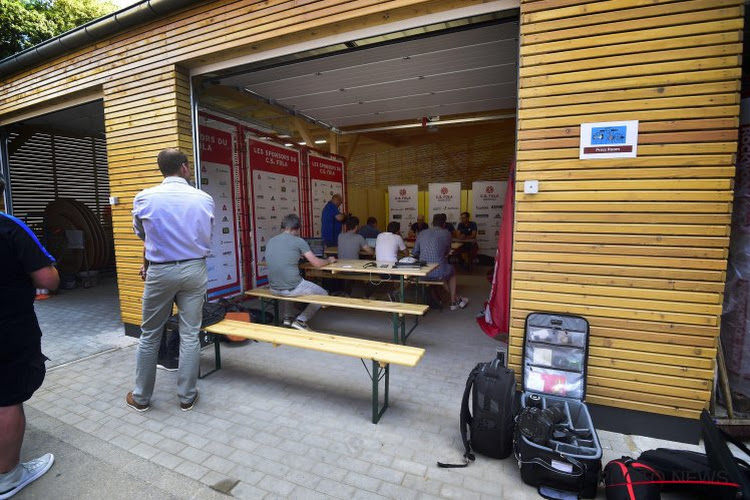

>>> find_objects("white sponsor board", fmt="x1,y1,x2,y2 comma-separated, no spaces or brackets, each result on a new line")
428,182,462,229
387,184,419,232
472,180,506,256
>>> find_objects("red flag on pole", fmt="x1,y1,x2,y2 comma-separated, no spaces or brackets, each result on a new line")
476,165,515,342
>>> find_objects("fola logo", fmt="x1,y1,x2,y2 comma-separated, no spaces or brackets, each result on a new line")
435,186,453,201
400,189,407,196
480,190,500,200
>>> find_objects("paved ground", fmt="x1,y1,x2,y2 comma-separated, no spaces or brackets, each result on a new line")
15,271,702,499
34,275,136,368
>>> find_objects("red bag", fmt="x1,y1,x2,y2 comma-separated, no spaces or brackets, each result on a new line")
604,457,662,500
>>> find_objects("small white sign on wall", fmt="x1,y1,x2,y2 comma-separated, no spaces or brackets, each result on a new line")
580,120,639,159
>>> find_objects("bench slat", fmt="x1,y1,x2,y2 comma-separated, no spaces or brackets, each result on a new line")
204,320,425,367
247,289,429,316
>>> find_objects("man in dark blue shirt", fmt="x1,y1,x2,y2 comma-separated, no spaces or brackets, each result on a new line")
321,194,345,247
357,217,380,239
0,178,59,498
456,211,479,267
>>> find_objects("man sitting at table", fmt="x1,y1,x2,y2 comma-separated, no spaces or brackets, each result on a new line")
338,216,373,260
413,213,469,311
266,214,336,331
456,211,479,267
375,221,408,263
408,214,428,239
357,217,381,239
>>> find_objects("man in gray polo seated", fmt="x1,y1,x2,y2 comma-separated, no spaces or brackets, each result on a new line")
338,216,374,260
266,214,336,331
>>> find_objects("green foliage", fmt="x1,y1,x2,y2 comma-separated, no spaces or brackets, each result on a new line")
0,0,117,60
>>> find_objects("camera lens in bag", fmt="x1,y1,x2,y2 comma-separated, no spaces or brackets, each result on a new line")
526,394,543,408
517,404,567,446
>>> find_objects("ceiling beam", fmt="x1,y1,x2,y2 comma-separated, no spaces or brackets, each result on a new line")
293,117,315,146
343,134,360,162
329,131,339,155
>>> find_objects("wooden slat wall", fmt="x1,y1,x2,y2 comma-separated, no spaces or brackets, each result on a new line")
512,0,743,419
0,0,491,328
103,65,193,326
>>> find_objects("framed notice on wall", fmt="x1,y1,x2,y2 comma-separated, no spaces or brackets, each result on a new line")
472,180,506,256
248,138,302,286
388,185,418,230
580,120,638,159
428,182,461,229
308,154,345,237
199,125,242,299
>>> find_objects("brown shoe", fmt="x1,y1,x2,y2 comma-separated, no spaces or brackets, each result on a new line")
180,390,198,412
126,392,149,412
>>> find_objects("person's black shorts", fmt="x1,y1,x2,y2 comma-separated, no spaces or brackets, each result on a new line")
0,316,47,407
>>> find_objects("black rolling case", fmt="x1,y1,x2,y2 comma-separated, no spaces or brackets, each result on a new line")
513,312,602,499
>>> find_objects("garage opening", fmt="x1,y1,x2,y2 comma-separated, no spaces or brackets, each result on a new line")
190,11,519,322
1,99,127,366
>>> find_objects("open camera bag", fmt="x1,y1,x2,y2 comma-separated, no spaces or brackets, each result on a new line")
513,313,602,499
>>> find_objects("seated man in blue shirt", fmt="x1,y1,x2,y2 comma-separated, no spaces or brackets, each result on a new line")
357,217,381,239
413,213,468,311
321,194,346,247
456,211,479,267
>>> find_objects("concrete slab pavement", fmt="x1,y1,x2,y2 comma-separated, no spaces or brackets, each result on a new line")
15,269,704,499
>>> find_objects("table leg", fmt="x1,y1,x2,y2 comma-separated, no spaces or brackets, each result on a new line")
370,360,389,424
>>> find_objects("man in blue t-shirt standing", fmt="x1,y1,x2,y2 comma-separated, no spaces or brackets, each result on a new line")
321,194,345,247
0,178,59,498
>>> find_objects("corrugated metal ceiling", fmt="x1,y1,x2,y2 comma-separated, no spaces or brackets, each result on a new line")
217,21,518,129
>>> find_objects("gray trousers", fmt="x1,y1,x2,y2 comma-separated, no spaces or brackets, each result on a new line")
271,278,327,322
133,259,207,405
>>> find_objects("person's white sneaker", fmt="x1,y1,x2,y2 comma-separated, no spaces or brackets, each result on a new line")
291,319,312,332
450,297,469,311
282,316,294,327
0,453,54,499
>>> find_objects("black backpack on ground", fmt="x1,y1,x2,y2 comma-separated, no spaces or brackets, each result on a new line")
166,301,227,330
438,357,517,467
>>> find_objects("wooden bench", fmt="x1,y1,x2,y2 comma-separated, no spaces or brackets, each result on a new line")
246,288,429,344
203,319,425,423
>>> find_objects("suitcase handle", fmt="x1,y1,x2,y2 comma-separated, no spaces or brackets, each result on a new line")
538,485,579,500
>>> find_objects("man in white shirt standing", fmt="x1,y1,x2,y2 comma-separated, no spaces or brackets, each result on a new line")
126,148,214,413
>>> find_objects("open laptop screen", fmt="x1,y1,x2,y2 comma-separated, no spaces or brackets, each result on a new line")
304,238,325,257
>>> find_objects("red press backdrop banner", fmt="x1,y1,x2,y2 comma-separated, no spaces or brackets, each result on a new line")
198,125,242,300
308,153,346,238
248,139,302,286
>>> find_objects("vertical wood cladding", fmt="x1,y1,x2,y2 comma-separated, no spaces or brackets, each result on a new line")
512,0,743,418
104,65,194,326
